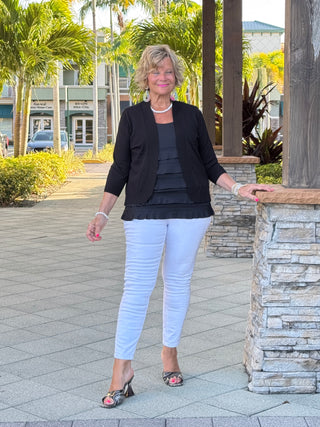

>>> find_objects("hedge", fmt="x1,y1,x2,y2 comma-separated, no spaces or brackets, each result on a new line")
256,163,282,184
0,151,84,206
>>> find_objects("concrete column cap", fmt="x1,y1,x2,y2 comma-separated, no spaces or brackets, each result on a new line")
256,185,320,204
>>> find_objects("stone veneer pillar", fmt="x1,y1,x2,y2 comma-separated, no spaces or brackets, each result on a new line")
244,187,320,393
205,156,260,258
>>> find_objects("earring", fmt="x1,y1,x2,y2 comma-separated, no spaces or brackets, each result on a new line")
143,89,150,102
170,90,178,101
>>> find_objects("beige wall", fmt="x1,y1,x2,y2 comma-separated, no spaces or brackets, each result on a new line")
245,32,283,54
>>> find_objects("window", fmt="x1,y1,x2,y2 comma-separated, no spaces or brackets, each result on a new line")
63,66,80,86
73,117,93,144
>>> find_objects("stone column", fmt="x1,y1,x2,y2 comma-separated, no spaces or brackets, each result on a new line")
244,188,320,393
205,156,260,258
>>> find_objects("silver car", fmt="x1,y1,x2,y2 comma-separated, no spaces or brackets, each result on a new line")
27,130,69,152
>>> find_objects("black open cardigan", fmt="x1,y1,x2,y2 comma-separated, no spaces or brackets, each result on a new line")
105,101,226,205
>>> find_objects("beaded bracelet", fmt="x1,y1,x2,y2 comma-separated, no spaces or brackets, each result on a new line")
231,183,244,196
95,211,109,220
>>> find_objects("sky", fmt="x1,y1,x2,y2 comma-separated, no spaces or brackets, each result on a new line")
78,0,285,30
242,0,285,28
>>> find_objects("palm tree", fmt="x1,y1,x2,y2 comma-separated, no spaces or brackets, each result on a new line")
0,0,94,156
0,0,23,156
101,25,133,141
79,0,154,27
79,0,154,142
130,1,204,106
250,50,284,93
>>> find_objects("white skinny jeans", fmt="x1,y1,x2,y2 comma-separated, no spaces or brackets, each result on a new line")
114,217,211,360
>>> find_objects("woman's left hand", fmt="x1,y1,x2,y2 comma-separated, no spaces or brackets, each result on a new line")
238,184,274,202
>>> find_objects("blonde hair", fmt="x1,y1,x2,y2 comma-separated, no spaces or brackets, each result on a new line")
134,45,184,90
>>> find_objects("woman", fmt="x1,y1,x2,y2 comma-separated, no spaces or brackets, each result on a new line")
86,44,273,409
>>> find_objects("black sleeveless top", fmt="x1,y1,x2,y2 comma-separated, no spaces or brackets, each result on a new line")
121,122,214,220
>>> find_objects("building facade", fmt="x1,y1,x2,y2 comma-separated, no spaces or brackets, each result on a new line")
0,85,14,143
243,20,284,54
0,60,131,149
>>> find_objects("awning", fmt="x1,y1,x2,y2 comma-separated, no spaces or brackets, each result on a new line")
0,105,13,118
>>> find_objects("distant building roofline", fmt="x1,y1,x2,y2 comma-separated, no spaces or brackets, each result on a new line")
243,20,284,33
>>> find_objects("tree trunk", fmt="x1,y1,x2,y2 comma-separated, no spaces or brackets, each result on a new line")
14,77,24,157
53,74,61,155
111,62,118,133
189,74,199,108
109,6,116,143
109,65,116,143
20,83,32,156
115,63,121,130
154,0,160,15
92,0,99,155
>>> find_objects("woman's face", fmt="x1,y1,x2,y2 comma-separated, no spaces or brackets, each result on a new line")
147,56,176,98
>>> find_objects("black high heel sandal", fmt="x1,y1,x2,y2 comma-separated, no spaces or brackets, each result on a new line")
101,375,134,408
162,371,184,387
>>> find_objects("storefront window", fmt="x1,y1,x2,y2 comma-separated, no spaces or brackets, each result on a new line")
74,117,93,144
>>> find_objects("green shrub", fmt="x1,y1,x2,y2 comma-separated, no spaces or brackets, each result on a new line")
0,158,38,206
81,149,94,160
0,150,85,206
19,152,67,194
81,143,114,162
96,144,114,162
62,150,85,176
256,163,282,184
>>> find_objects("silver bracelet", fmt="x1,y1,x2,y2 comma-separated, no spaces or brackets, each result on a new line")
231,183,244,196
95,211,109,220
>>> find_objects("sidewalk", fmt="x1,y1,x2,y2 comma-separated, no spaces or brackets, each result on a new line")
0,163,320,427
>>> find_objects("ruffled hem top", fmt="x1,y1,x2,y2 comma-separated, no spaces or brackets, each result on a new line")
122,122,214,221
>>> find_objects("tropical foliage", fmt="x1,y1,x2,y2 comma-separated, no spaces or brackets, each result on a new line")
0,0,93,157
242,79,276,144
250,50,284,93
0,0,283,162
130,1,214,107
101,25,133,141
242,78,283,164
79,0,154,28
215,78,282,164
79,0,154,143
243,127,282,164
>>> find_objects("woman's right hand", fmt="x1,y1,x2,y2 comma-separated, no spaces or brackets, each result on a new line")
86,215,108,242
86,192,118,242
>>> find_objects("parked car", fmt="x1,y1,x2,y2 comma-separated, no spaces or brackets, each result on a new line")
0,131,9,157
27,130,69,152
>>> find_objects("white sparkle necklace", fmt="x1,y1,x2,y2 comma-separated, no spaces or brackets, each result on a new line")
150,103,173,114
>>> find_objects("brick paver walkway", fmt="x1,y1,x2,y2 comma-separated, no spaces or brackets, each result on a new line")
0,163,319,426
